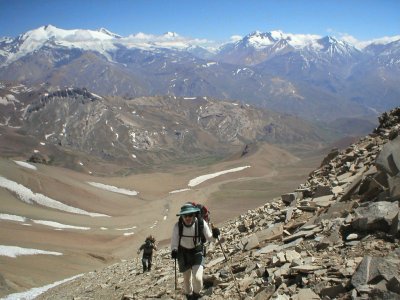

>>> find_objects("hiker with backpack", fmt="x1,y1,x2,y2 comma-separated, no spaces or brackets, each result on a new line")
171,203,220,300
137,235,157,273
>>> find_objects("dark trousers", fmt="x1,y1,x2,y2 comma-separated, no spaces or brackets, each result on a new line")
142,255,152,272
177,245,204,272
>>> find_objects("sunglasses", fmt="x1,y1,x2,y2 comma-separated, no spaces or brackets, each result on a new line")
183,214,194,218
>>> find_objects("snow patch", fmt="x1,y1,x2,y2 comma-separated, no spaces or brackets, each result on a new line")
188,166,251,187
116,226,137,231
87,182,138,196
0,213,27,222
0,245,62,258
0,176,109,217
169,188,191,194
0,94,20,105
13,160,37,170
32,220,90,230
2,274,83,300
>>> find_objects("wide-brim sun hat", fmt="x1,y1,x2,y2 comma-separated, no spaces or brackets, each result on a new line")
176,203,200,216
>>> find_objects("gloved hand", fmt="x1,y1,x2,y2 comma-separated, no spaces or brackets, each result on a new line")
171,249,178,259
212,227,220,238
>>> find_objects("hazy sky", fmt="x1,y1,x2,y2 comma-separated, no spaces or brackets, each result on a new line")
1,0,399,43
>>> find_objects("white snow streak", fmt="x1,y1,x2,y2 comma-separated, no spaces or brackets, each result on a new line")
2,274,83,300
0,213,27,222
188,166,251,187
0,213,91,230
32,220,90,230
0,245,62,258
87,181,138,196
13,160,37,170
169,188,191,194
0,176,109,217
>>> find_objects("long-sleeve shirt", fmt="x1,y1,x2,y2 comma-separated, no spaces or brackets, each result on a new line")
138,242,157,257
171,218,214,251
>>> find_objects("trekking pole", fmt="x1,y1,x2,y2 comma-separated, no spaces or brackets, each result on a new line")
216,236,243,300
173,257,178,299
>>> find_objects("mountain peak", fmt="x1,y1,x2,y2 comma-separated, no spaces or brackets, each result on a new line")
20,25,119,43
320,35,339,44
233,30,327,50
315,35,360,57
98,28,122,38
21,24,63,41
241,31,276,48
43,24,56,31
270,30,285,40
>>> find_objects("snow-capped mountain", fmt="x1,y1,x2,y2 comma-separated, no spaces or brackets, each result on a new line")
364,39,400,68
315,36,361,58
5,25,119,63
253,35,363,85
0,25,376,67
216,31,362,66
215,31,294,65
0,25,215,66
0,25,399,121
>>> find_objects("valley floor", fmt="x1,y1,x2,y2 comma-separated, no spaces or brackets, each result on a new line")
0,144,323,298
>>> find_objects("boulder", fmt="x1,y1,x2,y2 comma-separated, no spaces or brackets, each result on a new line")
376,135,400,176
388,175,400,201
352,201,399,234
255,224,283,242
240,234,259,251
351,256,400,290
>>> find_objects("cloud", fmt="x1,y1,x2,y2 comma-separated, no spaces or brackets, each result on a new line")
339,33,400,49
366,35,400,45
339,33,361,46
230,35,243,42
122,32,217,50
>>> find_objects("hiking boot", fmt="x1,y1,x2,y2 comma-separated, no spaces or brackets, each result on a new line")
192,293,202,299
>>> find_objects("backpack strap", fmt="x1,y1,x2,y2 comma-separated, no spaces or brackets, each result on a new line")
197,217,206,244
178,217,205,247
178,217,183,247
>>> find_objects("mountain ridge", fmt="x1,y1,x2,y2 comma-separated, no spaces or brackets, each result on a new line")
1,26,398,122
1,82,347,175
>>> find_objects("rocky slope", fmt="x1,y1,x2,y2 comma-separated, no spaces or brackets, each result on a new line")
35,107,400,300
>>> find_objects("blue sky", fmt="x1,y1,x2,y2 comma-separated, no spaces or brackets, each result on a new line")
0,0,399,43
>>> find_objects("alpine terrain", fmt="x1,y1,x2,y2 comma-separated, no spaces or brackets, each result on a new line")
30,108,400,299
0,25,399,299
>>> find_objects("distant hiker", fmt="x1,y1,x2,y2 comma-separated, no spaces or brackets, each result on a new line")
137,235,157,272
171,203,220,300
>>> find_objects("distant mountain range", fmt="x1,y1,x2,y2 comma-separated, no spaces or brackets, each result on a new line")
2,82,351,173
1,25,399,122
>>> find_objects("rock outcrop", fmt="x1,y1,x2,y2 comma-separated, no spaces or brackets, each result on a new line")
37,107,400,299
